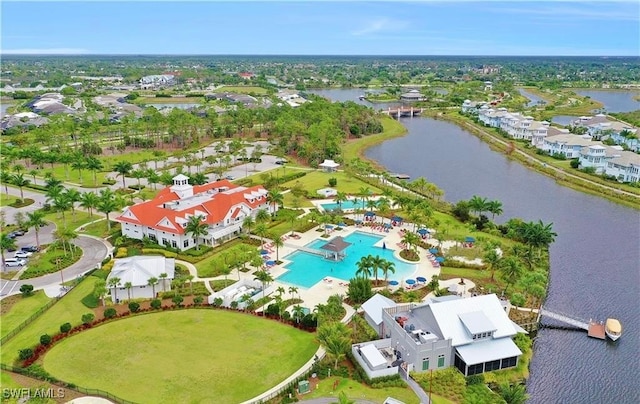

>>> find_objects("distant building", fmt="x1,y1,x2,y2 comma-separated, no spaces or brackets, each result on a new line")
107,256,175,301
139,74,176,90
400,89,425,101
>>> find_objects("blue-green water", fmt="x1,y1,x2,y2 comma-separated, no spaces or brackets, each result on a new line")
277,231,417,288
321,200,366,211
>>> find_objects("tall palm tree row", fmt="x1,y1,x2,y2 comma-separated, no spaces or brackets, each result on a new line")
184,215,209,250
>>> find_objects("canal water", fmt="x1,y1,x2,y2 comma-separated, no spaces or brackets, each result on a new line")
315,89,640,403
576,89,640,113
518,88,547,107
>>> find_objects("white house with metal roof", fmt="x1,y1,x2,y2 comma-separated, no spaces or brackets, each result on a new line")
107,256,175,301
362,293,397,337
605,152,640,183
374,294,525,377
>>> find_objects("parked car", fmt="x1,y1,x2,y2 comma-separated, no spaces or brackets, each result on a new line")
275,159,287,165
4,258,26,267
14,251,33,258
12,229,26,236
225,175,235,180
21,246,39,253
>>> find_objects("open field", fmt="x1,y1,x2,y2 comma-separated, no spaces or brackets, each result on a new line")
281,169,383,196
216,85,268,94
1,275,100,365
43,310,318,403
0,291,52,339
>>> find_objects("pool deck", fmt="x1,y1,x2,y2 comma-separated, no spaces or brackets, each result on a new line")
248,214,442,311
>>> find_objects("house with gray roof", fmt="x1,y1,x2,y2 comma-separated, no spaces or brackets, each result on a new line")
605,152,640,183
361,293,397,337
354,294,525,378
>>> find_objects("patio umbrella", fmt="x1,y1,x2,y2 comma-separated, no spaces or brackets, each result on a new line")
355,219,363,224
388,280,399,286
338,222,346,227
417,228,429,235
435,256,445,263
383,223,392,228
405,279,416,285
465,236,476,243
325,224,334,229
416,276,427,283
266,260,276,266
260,250,269,255
429,248,439,254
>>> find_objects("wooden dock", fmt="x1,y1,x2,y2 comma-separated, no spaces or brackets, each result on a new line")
389,173,410,180
539,308,607,340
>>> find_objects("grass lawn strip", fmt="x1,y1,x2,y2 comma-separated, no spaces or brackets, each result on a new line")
280,168,382,196
43,310,318,403
0,291,52,339
303,375,429,404
0,275,100,366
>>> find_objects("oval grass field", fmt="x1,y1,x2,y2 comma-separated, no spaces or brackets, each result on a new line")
43,310,319,403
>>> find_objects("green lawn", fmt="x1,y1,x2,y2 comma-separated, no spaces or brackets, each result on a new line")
0,291,52,339
43,310,318,403
43,210,95,232
303,376,428,404
1,275,100,365
216,85,268,94
342,117,407,164
19,244,82,279
283,192,314,208
280,169,382,196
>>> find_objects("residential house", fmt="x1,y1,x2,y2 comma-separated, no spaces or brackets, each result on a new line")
380,294,524,376
532,126,569,148
578,145,624,173
139,74,176,90
541,134,594,159
107,255,175,301
115,175,275,251
362,294,397,337
605,152,640,183
461,100,487,115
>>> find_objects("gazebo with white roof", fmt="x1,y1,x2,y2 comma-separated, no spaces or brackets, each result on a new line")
319,159,340,172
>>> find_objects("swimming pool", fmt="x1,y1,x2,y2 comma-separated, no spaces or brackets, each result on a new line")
320,199,366,211
277,231,417,288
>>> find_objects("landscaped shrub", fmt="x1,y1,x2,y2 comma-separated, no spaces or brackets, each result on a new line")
115,247,128,258
172,295,184,307
102,179,116,185
128,184,146,190
193,296,204,305
328,177,337,187
19,284,34,297
466,374,485,386
141,248,177,258
128,302,141,312
103,308,117,319
19,348,34,361
179,245,213,257
81,313,95,325
150,299,162,310
60,323,72,333
212,297,223,307
39,334,52,346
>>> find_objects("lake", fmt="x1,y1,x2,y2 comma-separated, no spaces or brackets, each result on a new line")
518,88,547,107
319,89,640,404
576,89,640,113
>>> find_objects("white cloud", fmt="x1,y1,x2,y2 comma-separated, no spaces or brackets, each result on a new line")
351,18,409,36
1,48,89,55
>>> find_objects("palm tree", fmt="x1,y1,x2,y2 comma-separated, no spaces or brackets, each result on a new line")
113,161,133,189
26,210,46,249
254,223,269,246
71,160,85,183
484,249,502,281
243,215,255,235
131,168,147,189
254,270,274,299
355,255,373,279
0,233,18,270
358,186,371,220
97,189,119,231
499,256,523,292
51,195,72,227
317,322,352,369
185,274,195,295
159,273,168,293
370,255,385,284
486,200,503,220
11,173,30,201
63,188,82,218
255,208,271,224
499,383,529,404
276,286,286,299
380,259,396,286
334,191,348,210
292,304,305,323
469,195,489,217
79,191,99,218
266,189,283,214
108,277,121,303
85,156,103,186
401,231,420,253
124,281,133,301
93,279,108,307
273,237,284,262
185,215,209,250
147,276,159,298
288,286,299,301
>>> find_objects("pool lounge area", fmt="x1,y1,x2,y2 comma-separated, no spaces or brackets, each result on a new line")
276,231,418,288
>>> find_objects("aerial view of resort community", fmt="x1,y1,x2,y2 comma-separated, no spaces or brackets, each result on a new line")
0,1,638,404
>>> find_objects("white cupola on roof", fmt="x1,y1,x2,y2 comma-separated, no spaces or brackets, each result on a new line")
170,174,193,199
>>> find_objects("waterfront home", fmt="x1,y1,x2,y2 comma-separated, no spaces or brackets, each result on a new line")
115,175,274,251
531,126,568,148
478,107,509,128
578,145,623,173
354,294,525,378
605,152,640,183
461,100,487,115
541,134,595,159
107,256,175,301
362,294,397,337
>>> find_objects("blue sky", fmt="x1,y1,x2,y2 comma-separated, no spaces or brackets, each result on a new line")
1,1,639,56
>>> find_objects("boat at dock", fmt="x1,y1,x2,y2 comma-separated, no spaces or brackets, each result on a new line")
605,318,622,341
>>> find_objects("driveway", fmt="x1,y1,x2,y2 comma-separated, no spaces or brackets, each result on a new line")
0,235,110,298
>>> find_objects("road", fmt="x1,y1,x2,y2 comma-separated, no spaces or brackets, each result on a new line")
0,235,110,297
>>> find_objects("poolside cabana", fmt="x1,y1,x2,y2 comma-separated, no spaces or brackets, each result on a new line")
320,236,352,261
364,211,376,221
319,159,340,172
